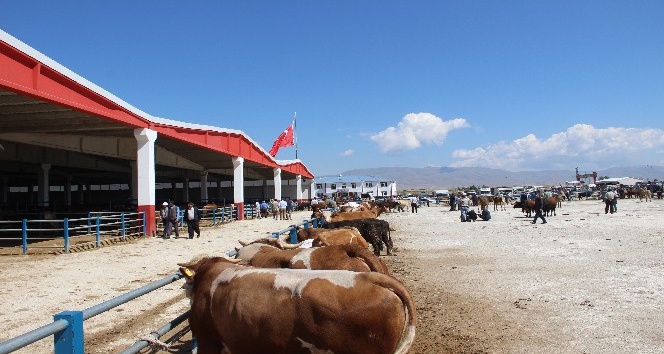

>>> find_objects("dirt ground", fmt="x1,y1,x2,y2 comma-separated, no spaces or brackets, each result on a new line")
1,198,663,353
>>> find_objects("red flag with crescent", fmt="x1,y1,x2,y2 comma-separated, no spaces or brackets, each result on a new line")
269,121,295,157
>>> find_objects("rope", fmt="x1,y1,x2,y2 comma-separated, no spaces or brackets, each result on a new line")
140,332,174,352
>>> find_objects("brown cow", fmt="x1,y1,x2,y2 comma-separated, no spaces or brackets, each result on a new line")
312,227,369,248
296,225,359,242
543,196,559,216
513,200,535,217
235,243,389,274
477,196,490,212
179,257,417,354
317,208,385,223
492,196,506,211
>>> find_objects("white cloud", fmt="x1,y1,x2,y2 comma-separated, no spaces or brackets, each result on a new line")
450,124,664,170
339,149,354,157
370,112,469,153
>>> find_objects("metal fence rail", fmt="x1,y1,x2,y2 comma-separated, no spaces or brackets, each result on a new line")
0,212,145,255
0,273,183,354
0,217,325,354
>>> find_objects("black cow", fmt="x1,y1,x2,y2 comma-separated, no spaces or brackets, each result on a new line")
324,218,393,256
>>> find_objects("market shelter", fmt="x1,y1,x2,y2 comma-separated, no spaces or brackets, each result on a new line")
0,29,314,235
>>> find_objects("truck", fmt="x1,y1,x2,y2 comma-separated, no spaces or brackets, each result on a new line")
435,189,450,204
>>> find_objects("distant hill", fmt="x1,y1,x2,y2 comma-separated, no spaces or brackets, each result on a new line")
339,165,664,190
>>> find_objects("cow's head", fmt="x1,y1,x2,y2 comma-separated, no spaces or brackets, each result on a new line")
178,256,241,299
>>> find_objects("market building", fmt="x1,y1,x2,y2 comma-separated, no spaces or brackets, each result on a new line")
314,175,396,199
0,29,314,235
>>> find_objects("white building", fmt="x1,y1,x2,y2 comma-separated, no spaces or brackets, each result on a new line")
314,175,397,199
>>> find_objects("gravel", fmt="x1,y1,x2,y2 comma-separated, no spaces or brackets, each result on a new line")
1,198,662,353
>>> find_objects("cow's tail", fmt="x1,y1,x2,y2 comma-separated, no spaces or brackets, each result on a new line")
347,246,389,274
366,273,417,354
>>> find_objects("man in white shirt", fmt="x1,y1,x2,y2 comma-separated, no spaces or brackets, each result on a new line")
278,199,288,220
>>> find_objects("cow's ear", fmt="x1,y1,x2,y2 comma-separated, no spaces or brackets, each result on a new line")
180,267,196,280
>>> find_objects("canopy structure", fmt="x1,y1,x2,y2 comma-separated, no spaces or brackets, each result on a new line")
0,29,314,234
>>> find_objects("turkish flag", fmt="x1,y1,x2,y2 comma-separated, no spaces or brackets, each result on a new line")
268,122,295,157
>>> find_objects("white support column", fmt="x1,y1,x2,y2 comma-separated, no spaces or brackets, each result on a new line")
273,168,282,201
233,157,245,203
200,170,209,204
129,161,138,205
134,128,158,236
38,163,51,207
233,157,245,220
296,175,303,201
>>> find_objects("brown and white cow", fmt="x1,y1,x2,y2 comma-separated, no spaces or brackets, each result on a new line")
296,225,359,242
235,242,389,274
179,257,417,354
492,196,506,211
316,208,385,223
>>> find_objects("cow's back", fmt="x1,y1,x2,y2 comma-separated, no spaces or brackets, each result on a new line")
188,262,416,354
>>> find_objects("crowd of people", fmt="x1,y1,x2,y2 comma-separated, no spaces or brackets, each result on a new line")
159,201,201,239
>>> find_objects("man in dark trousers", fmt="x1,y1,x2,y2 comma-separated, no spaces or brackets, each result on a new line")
168,201,179,238
449,193,456,211
532,192,547,224
184,202,201,238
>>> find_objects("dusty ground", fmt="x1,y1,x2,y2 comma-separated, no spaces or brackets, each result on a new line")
1,198,663,353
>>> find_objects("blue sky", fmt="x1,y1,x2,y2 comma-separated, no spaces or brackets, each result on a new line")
2,1,663,176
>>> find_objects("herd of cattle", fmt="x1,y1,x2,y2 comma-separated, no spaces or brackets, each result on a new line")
177,201,415,354
175,190,646,353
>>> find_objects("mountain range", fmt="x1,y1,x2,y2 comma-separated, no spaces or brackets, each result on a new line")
338,165,664,190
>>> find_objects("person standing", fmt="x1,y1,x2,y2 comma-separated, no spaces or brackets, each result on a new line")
604,188,615,214
168,201,180,238
286,198,293,220
184,202,201,238
160,202,171,238
532,192,547,224
459,194,470,222
278,198,288,220
260,200,269,219
271,199,280,219
255,200,262,219
409,196,419,213
449,193,456,211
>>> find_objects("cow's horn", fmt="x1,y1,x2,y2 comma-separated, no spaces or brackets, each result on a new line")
238,240,249,246
280,241,303,249
221,256,243,263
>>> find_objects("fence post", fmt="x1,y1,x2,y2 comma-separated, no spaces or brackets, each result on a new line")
87,212,92,235
64,218,70,253
289,226,297,244
54,310,84,354
22,219,27,255
303,220,309,229
121,213,126,240
313,218,319,228
95,216,101,247
141,211,146,236
213,208,218,225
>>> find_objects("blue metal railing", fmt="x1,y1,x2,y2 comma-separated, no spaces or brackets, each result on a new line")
0,273,183,354
0,212,145,255
0,217,325,354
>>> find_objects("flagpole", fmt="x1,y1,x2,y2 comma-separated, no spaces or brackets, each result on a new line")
293,112,298,160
